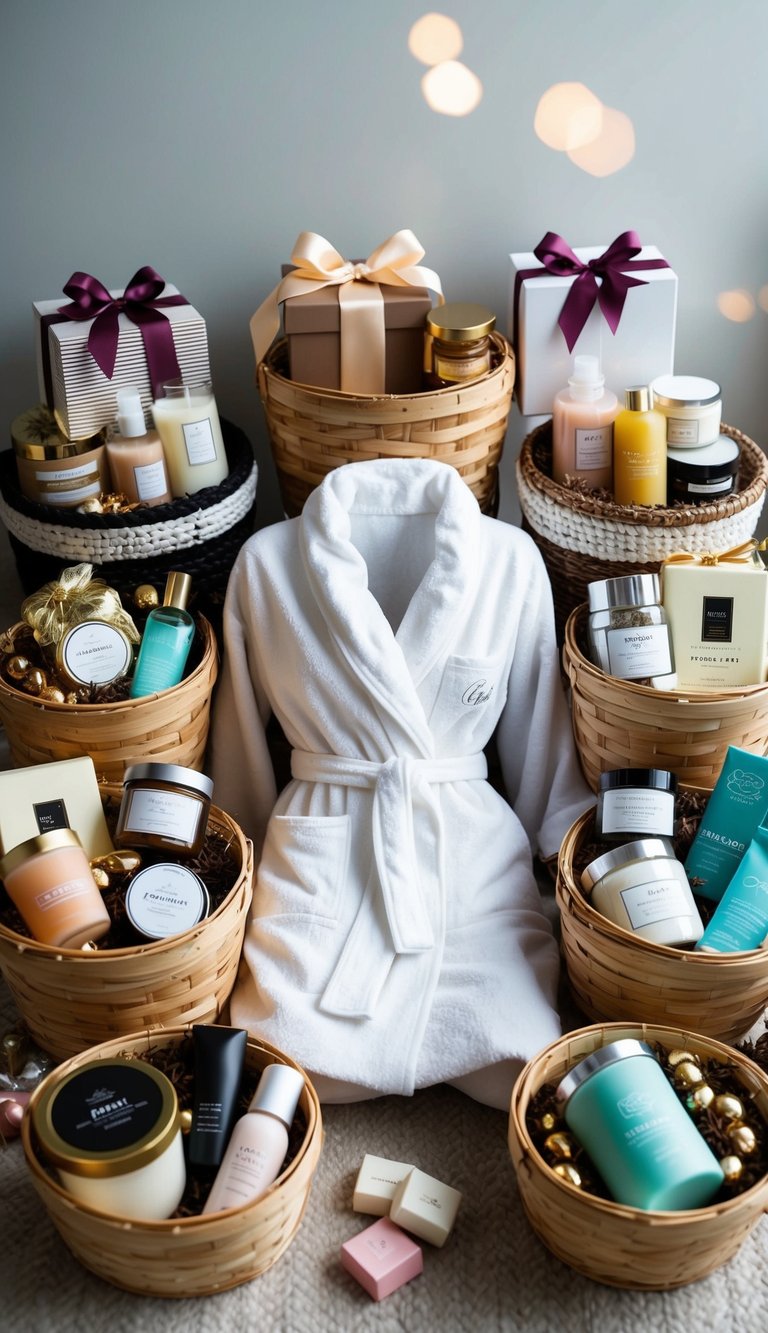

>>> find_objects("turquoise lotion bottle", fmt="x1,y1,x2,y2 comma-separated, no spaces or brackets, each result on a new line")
129,572,195,698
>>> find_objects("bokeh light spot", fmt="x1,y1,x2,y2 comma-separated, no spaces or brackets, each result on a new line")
422,60,483,116
567,106,636,176
717,290,756,322
534,82,603,152
757,285,768,313
409,13,463,65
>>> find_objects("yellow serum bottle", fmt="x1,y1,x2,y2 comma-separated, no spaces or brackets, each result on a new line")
613,385,667,506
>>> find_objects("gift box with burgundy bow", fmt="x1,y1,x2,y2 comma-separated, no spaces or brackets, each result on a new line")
33,267,211,438
508,232,678,416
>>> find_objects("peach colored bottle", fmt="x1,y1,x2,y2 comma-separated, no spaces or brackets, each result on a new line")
552,354,618,489
106,386,172,506
203,1064,304,1214
0,829,110,948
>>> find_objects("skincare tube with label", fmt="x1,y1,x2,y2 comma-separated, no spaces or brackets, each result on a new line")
684,745,768,901
696,818,768,953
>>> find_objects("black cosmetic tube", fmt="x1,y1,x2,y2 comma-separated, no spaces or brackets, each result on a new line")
189,1025,248,1169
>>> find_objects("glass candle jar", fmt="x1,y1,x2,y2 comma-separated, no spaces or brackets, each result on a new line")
556,1039,724,1210
32,1056,186,1220
587,573,674,681
425,303,496,388
0,829,111,948
115,762,213,857
650,375,722,448
12,406,108,507
666,436,740,506
151,380,228,496
595,768,678,842
580,837,704,947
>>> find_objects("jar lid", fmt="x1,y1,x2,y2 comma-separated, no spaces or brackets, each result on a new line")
587,572,661,613
125,863,210,941
11,406,106,460
0,828,85,878
580,837,678,893
123,762,213,800
651,374,721,408
555,1039,655,1106
667,437,740,478
599,768,678,795
32,1056,179,1177
426,302,496,342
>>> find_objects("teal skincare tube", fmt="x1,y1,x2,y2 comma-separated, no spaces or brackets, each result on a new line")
556,1040,724,1211
696,819,768,953
684,745,768,901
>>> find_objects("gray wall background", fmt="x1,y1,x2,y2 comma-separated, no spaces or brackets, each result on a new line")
2,0,767,528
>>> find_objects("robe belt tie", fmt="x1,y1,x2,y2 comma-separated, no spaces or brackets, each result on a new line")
290,750,488,1017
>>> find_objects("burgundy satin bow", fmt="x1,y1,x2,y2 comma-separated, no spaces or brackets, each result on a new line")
532,231,654,353
42,266,187,402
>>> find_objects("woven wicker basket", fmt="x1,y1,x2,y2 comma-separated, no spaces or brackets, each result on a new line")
563,603,768,791
0,798,252,1059
0,613,217,783
258,332,515,517
508,1021,768,1289
0,421,257,631
22,1027,322,1297
556,806,768,1042
517,421,768,643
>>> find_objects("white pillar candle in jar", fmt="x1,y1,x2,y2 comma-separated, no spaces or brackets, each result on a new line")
151,381,228,496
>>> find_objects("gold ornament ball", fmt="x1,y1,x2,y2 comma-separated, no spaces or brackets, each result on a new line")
728,1123,757,1155
673,1061,703,1088
552,1162,582,1188
6,655,30,680
719,1154,743,1183
90,866,110,890
23,667,47,695
667,1049,697,1067
39,685,66,703
539,1111,558,1132
689,1084,715,1111
134,584,159,610
80,940,99,953
179,1109,193,1135
713,1093,744,1122
544,1132,574,1160
65,691,80,705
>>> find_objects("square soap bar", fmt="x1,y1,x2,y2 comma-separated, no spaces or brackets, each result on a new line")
390,1167,462,1247
353,1153,415,1216
340,1218,423,1301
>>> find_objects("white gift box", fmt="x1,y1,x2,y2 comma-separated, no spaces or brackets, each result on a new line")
34,283,211,439
508,243,678,417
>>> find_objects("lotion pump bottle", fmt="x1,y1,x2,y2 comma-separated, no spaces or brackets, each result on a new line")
107,387,172,506
552,354,617,489
129,571,195,698
202,1063,305,1214
613,385,667,506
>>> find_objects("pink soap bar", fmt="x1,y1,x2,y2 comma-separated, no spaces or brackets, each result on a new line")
340,1217,423,1301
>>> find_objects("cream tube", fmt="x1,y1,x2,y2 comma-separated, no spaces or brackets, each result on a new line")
696,819,768,953
188,1025,248,1170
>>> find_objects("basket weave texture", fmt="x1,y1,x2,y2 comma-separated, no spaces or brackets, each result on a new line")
0,613,217,783
0,421,257,628
517,421,768,642
0,798,252,1059
22,1027,322,1297
563,603,768,791
508,1021,768,1290
258,332,515,517
556,806,768,1042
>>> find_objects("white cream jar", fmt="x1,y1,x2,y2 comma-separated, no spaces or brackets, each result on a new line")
650,375,722,448
581,837,704,948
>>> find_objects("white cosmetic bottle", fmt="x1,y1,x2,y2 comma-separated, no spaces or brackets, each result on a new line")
202,1063,304,1214
107,387,172,506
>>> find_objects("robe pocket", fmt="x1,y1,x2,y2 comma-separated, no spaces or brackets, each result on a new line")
259,813,351,924
429,653,506,736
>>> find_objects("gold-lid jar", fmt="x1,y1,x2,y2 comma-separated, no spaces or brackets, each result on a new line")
11,406,109,507
425,303,496,389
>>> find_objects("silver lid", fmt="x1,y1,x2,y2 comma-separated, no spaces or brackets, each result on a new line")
556,1039,655,1106
581,837,677,892
123,762,213,800
249,1063,304,1128
587,572,661,613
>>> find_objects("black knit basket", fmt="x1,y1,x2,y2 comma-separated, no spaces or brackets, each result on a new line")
0,420,257,630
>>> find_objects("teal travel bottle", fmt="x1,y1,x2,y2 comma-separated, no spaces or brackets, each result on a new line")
129,571,195,698
556,1040,724,1211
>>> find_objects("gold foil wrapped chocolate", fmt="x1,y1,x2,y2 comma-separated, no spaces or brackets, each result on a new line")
713,1093,744,1121
728,1124,757,1156
21,563,140,650
134,584,160,610
552,1162,582,1188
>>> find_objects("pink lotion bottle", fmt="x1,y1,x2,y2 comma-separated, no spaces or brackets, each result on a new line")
107,387,172,506
552,354,618,490
202,1063,304,1214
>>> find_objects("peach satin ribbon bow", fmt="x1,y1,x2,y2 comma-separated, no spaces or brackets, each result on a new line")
249,229,443,394
663,538,768,569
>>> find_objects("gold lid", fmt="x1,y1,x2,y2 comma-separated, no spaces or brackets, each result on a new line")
625,385,651,412
11,406,106,460
0,828,84,877
163,571,192,611
426,302,496,342
32,1056,180,1178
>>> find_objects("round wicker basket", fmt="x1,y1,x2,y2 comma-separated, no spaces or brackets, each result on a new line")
556,806,768,1042
563,603,768,791
0,613,217,783
517,421,768,643
0,799,252,1059
508,1021,768,1290
22,1027,322,1297
258,332,515,517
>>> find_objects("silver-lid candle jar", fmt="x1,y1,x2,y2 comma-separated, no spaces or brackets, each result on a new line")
115,762,213,857
580,837,704,948
587,573,674,681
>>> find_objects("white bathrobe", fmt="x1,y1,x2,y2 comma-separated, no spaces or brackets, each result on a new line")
210,458,592,1102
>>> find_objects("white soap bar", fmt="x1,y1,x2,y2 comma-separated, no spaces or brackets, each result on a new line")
353,1154,415,1216
390,1167,462,1247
